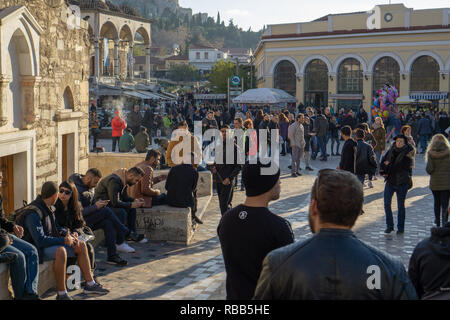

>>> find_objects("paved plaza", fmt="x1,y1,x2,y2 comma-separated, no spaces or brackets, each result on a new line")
43,144,435,300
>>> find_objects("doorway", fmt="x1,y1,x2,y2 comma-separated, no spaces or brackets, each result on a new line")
0,155,14,215
61,133,75,182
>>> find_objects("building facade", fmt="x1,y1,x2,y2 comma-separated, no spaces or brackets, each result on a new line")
0,0,90,214
254,3,450,111
189,45,226,73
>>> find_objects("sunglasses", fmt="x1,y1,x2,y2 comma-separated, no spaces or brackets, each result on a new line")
59,189,72,195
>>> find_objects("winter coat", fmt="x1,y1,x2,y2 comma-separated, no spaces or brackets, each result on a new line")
134,131,151,153
127,111,143,129
314,115,328,137
426,142,450,191
128,161,163,208
279,121,289,140
372,126,386,152
418,118,433,135
339,139,357,173
118,131,135,152
380,144,415,187
355,139,378,176
287,122,305,149
94,170,135,209
111,116,127,137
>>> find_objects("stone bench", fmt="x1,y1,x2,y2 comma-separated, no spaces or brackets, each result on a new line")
0,229,106,300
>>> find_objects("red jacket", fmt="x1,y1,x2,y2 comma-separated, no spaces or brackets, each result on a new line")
111,116,127,137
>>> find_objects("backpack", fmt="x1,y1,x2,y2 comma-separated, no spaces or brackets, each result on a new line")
11,201,44,244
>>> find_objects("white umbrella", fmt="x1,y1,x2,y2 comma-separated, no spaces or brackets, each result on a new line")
232,88,296,104
396,96,432,104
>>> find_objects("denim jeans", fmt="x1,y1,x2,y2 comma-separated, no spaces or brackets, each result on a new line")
331,136,340,154
384,182,409,231
317,136,327,159
111,207,137,233
2,235,39,298
152,193,167,206
324,132,331,154
85,207,129,258
419,134,430,153
375,150,382,175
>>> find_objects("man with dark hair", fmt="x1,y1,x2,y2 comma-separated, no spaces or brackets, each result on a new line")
0,172,39,300
166,152,203,225
313,110,329,161
127,105,143,136
338,125,357,173
134,126,151,153
166,121,202,168
355,129,378,185
70,169,130,266
218,163,294,300
94,167,147,245
288,113,305,177
129,149,168,208
19,182,109,300
210,125,243,215
253,169,418,300
408,222,450,299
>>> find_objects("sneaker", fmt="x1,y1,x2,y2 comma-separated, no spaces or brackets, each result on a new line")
336,152,341,156
18,293,40,300
138,237,148,244
305,167,314,171
83,282,110,295
384,227,394,234
288,165,292,169
56,293,73,300
368,181,373,188
291,173,298,177
116,242,136,253
107,254,128,266
127,232,145,242
296,171,302,176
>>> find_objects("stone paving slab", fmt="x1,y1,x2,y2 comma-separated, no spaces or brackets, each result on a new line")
43,147,435,300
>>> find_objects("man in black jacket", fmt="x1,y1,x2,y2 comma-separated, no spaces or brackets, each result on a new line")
380,134,415,234
69,169,129,266
338,126,357,173
253,169,418,300
166,153,202,225
218,162,294,300
94,167,146,244
210,125,243,215
408,222,450,299
355,129,378,185
314,111,329,161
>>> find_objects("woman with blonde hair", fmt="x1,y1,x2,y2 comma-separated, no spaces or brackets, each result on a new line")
425,134,450,226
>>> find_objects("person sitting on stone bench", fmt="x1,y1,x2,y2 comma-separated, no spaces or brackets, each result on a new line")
119,128,135,153
18,182,109,300
69,169,130,266
166,121,202,169
166,152,203,226
129,150,168,208
94,167,147,245
135,126,151,153
0,172,39,300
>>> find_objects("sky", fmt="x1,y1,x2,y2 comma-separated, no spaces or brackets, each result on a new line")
179,0,449,31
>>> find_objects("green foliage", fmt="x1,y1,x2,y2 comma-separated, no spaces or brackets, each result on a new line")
208,60,255,93
167,64,200,82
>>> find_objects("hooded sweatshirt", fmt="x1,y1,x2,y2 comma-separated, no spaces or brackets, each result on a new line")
408,223,450,298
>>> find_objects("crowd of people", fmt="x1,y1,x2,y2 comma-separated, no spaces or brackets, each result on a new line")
1,95,449,300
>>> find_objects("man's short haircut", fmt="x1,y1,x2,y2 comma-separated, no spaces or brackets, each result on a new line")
41,181,58,200
311,170,363,227
340,125,352,136
86,168,102,178
297,113,304,120
145,149,161,161
355,129,366,139
234,117,243,124
128,167,145,177
177,120,187,128
140,126,147,132
221,124,230,129
125,127,132,133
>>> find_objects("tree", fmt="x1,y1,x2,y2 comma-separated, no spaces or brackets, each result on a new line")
167,64,200,82
216,12,221,24
209,60,255,93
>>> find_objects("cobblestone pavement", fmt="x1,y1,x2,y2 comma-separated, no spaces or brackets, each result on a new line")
45,144,434,300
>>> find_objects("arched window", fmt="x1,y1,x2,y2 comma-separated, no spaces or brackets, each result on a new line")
410,56,439,91
373,56,400,94
62,87,74,110
274,60,296,97
338,58,363,94
304,59,328,107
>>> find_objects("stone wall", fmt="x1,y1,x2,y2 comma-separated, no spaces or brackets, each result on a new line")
0,0,90,195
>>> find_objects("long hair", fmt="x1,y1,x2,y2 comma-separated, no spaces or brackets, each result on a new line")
279,113,288,123
57,181,85,227
425,134,450,163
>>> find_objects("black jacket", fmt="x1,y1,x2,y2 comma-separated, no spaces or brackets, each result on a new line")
408,223,450,299
0,194,15,233
314,114,328,137
355,139,377,175
54,200,85,234
339,139,357,173
380,144,415,187
69,173,98,218
253,229,418,300
214,139,242,182
94,174,135,209
166,164,198,208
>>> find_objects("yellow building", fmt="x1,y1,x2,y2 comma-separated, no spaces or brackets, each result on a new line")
254,3,450,112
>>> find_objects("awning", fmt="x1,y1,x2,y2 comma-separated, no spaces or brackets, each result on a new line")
97,88,123,96
396,96,432,104
123,91,149,99
136,91,163,100
329,94,363,100
409,92,448,100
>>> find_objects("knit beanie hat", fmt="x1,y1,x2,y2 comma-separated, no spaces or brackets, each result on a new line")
243,162,280,197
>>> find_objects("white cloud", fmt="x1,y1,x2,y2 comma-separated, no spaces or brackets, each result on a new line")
224,9,252,17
